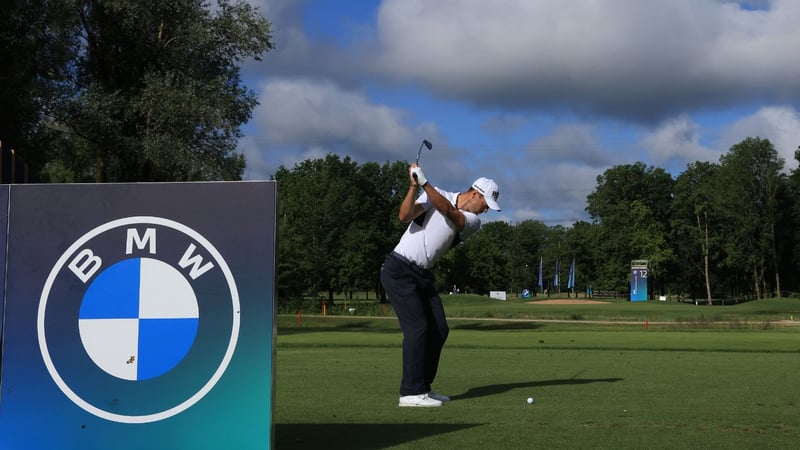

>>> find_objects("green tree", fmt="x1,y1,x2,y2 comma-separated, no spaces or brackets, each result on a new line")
671,161,720,304
787,147,800,279
340,160,408,301
0,0,76,177
563,220,602,295
772,173,796,295
540,225,567,293
715,137,784,299
273,162,319,300
275,155,360,303
463,221,512,294
44,0,273,182
275,156,410,303
586,163,674,294
508,220,549,295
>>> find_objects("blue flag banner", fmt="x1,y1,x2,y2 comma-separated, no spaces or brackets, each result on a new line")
554,259,559,288
567,259,576,290
537,257,543,291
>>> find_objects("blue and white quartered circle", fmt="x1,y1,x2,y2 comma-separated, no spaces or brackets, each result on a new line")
78,257,200,381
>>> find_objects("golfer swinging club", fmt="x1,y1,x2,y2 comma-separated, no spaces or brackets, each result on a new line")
381,162,500,407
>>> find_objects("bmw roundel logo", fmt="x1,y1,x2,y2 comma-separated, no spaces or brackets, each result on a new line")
37,216,240,424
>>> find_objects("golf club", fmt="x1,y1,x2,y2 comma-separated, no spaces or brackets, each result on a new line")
415,139,432,165
413,139,432,184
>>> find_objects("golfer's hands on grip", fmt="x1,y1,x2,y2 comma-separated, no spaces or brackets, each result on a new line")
410,164,428,187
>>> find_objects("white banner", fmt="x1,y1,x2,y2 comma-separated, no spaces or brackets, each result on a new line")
489,291,507,300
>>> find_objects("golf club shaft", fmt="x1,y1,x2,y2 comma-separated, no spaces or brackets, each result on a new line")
415,139,432,165
413,139,432,182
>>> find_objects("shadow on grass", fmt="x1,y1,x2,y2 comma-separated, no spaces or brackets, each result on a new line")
452,377,624,400
279,323,401,335
451,321,543,331
275,423,479,449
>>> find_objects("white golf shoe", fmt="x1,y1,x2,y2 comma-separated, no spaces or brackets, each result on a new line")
398,394,442,407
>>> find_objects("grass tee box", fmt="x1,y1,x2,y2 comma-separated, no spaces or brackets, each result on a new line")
275,298,800,449
0,182,277,450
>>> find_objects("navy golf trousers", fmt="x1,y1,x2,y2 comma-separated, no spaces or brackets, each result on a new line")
380,253,449,396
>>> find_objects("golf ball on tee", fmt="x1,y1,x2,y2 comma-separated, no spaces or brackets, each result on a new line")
527,397,534,404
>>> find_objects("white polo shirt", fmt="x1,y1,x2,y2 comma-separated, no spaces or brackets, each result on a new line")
393,187,481,269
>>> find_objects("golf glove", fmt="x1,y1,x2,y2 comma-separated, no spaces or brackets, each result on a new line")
411,167,428,187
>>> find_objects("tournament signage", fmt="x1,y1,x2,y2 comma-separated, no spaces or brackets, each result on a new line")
0,182,277,449
630,259,649,302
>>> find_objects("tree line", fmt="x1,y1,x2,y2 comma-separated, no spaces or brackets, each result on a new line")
1,0,272,182
277,137,800,305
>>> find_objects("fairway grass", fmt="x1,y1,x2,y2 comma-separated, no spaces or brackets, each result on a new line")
275,312,800,449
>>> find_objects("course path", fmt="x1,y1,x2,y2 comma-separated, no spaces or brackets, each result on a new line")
290,314,800,327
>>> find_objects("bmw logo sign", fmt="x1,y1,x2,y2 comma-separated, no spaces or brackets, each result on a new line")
37,216,240,424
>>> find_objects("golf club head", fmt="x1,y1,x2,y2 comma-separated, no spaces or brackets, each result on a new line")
415,139,433,164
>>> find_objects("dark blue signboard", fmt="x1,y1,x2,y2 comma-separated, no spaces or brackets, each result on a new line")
0,182,277,449
630,260,648,302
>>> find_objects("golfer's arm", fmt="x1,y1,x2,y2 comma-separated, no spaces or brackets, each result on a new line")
422,184,465,230
399,185,426,222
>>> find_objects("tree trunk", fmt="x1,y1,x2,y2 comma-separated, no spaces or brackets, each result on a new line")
704,252,712,305
772,223,781,299
377,271,387,302
700,212,712,305
95,155,106,183
753,264,761,300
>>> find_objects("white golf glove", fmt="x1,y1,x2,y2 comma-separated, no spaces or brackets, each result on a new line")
411,167,428,187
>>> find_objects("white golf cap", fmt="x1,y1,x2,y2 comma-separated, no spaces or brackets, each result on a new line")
472,177,501,211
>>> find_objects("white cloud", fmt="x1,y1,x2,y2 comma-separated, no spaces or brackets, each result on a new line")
241,77,452,178
526,124,610,167
719,106,800,170
373,0,800,120
238,0,800,223
504,160,600,225
237,135,268,179
641,114,719,169
253,78,416,154
498,123,641,224
250,0,297,18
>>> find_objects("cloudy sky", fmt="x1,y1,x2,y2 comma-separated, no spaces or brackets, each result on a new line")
237,0,800,225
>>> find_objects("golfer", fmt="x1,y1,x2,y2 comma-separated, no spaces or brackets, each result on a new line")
381,163,500,407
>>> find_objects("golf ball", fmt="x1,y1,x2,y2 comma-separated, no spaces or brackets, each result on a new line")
527,397,534,404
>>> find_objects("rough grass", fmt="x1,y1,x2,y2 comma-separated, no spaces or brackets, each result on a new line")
285,296,800,327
